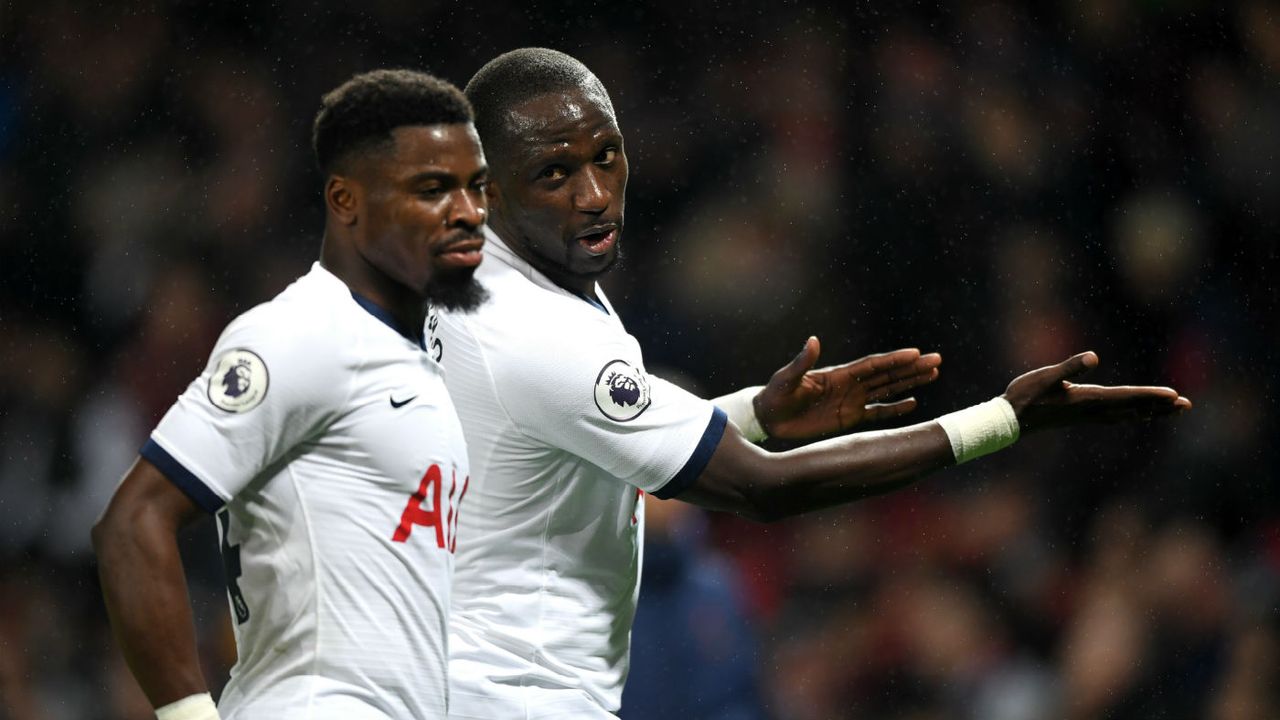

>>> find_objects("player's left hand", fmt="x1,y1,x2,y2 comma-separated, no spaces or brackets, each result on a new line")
754,337,942,440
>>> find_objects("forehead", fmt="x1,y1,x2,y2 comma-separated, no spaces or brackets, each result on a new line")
503,87,618,159
376,124,485,177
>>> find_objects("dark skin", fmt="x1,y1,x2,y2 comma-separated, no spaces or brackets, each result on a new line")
485,84,626,301
683,351,1191,521
484,85,1191,521
92,458,206,706
92,122,488,708
754,338,942,439
323,124,489,336
486,88,945,430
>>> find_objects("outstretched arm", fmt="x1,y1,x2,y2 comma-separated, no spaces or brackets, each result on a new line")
715,337,942,442
683,351,1190,521
92,458,216,714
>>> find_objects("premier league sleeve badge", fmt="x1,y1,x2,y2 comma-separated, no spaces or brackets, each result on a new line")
208,348,270,413
594,359,651,422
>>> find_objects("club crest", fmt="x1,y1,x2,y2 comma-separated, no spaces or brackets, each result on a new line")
208,349,269,413
594,359,651,422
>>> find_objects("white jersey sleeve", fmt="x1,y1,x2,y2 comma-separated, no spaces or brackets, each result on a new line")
491,328,726,499
143,303,347,511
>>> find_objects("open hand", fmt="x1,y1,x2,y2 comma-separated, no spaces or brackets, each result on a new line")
1002,351,1192,432
754,337,942,440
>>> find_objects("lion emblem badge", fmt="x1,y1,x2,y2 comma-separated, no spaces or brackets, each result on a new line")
594,359,651,422
207,349,269,413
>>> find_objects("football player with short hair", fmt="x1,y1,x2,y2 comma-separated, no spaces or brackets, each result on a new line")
93,68,488,720
434,48,1191,719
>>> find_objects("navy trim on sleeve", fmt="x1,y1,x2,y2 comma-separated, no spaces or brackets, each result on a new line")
140,439,225,514
654,407,728,500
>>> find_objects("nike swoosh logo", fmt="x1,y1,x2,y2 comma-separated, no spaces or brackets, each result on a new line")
390,395,417,409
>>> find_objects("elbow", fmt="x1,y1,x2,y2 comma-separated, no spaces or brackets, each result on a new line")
91,508,118,558
713,457,793,523
741,505,786,524
735,483,790,524
91,500,140,560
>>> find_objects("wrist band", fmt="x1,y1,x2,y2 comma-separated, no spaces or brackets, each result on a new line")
715,386,768,443
156,692,220,720
936,397,1020,464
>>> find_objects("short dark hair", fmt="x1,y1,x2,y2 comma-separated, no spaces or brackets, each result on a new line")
312,68,474,176
465,48,614,160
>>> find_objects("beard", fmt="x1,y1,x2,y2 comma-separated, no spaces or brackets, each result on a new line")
425,267,489,313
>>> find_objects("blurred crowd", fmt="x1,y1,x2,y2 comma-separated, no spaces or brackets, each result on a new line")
1,1,1276,718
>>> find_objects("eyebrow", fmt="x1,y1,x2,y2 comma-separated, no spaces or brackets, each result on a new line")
519,132,620,167
404,167,489,184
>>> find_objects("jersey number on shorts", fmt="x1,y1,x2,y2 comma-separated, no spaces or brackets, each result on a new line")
391,464,469,552
218,509,251,624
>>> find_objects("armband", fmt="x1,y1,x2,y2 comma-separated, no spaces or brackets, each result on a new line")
935,397,1020,464
715,386,768,443
156,692,220,720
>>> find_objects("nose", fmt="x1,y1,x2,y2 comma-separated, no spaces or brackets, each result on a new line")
572,167,611,214
448,188,487,229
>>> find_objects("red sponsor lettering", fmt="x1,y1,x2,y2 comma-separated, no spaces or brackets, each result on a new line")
392,464,445,547
392,464,469,553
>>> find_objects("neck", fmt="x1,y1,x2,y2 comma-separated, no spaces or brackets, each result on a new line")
489,214,598,299
320,232,426,341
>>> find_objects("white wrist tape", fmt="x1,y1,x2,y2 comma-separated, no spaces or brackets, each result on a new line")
156,693,220,720
936,397,1020,464
715,386,768,443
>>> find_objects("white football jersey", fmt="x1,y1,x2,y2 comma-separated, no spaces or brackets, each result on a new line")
145,262,469,719
433,229,727,717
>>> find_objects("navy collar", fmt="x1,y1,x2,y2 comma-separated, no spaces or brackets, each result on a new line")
569,289,609,315
349,291,426,351
482,229,611,315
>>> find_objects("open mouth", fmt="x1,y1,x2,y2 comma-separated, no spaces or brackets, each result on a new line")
576,226,618,256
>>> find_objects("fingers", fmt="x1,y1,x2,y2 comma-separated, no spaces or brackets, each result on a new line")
772,336,821,390
1055,351,1099,381
1066,383,1180,402
867,367,940,401
1015,351,1099,396
880,352,942,384
1063,383,1193,422
821,348,935,380
1101,396,1190,421
833,348,922,375
862,397,918,421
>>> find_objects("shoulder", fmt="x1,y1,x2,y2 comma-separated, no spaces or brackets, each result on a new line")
236,267,360,346
209,272,361,394
220,299,341,359
467,301,630,378
443,275,620,361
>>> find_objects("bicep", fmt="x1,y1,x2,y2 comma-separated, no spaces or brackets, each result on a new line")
500,347,720,493
95,457,205,542
676,425,780,519
677,420,957,522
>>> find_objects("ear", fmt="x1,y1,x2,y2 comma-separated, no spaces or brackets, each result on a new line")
326,176,360,226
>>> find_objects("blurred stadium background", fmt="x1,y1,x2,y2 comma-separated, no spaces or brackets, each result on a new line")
1,1,1277,718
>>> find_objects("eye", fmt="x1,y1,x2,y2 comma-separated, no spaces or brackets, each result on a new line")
597,147,617,165
418,186,446,198
539,166,567,181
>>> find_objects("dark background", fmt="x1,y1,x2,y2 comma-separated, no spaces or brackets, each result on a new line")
1,1,1276,718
